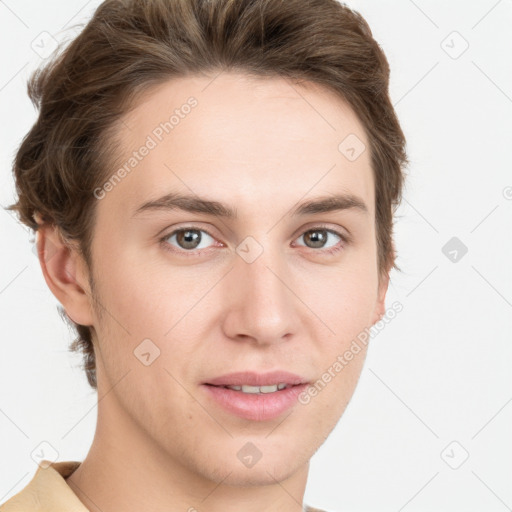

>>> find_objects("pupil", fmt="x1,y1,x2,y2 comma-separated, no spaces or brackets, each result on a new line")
178,229,200,249
306,230,326,248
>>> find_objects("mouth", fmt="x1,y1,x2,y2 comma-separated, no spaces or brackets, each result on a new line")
204,382,298,394
203,370,308,388
201,370,309,421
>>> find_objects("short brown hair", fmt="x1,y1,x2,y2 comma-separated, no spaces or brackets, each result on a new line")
6,0,408,390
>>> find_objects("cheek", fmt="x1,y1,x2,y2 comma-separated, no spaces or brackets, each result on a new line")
295,320,369,439
307,264,377,403
315,262,379,336
91,257,206,385
93,249,176,332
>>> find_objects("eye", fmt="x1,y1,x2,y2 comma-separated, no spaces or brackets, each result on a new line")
161,227,218,254
160,224,348,257
294,226,347,254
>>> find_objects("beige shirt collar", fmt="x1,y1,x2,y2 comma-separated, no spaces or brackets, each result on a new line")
0,459,86,511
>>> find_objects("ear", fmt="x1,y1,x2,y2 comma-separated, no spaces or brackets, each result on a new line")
34,219,95,327
371,269,390,326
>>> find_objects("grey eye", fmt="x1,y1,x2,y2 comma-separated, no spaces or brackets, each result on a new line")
165,228,215,251
296,229,341,250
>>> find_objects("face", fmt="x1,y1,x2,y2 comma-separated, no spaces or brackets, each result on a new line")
76,72,388,485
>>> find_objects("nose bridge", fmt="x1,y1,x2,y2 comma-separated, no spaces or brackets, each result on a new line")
240,245,285,303
223,240,298,343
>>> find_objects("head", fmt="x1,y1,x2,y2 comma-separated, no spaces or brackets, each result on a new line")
6,0,407,487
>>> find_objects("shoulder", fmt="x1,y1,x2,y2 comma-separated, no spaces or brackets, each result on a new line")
0,460,83,511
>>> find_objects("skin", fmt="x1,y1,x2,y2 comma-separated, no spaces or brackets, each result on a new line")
37,71,389,512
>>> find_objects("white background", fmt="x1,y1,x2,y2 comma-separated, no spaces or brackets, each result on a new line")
1,1,511,511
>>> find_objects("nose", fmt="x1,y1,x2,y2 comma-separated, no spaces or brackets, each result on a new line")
221,244,301,346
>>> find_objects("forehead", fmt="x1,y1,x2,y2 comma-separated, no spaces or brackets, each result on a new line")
100,72,374,221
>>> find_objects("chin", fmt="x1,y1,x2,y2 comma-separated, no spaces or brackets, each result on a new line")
197,442,310,487
214,461,302,487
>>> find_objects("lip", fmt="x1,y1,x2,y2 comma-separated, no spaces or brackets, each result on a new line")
204,370,308,387
202,371,309,421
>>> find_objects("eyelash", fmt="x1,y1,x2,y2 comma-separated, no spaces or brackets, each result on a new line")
159,225,350,257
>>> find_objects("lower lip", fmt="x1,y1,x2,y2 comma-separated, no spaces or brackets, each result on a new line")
201,383,308,421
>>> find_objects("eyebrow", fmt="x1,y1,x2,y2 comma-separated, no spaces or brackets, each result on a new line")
132,192,369,219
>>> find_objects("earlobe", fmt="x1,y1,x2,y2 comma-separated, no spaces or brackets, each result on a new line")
35,222,94,327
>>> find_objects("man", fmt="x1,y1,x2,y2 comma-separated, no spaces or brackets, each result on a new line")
2,0,407,510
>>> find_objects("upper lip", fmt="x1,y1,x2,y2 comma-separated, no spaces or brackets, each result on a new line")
204,371,308,387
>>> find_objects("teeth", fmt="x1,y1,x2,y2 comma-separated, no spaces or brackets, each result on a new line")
224,383,289,393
